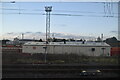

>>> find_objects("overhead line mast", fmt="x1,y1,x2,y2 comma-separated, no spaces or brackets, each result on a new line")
45,6,52,43
44,6,52,63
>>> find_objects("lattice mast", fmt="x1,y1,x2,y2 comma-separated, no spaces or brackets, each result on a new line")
45,6,52,43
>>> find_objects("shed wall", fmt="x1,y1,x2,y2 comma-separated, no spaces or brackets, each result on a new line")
22,45,110,56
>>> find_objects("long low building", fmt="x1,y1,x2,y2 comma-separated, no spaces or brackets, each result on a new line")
22,41,111,56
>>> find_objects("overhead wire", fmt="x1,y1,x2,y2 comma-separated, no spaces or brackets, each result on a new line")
1,8,118,14
0,12,118,18
0,8,118,18
106,1,109,17
104,0,109,17
104,2,106,17
108,2,111,16
104,0,115,17
111,0,114,17
0,1,118,15
18,2,21,14
0,2,118,18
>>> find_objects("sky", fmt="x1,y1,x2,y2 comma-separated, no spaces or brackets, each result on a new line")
0,1,119,40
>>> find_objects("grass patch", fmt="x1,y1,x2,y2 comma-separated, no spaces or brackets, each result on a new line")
2,52,120,64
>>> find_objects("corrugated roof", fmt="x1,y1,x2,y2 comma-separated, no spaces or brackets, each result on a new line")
23,42,110,47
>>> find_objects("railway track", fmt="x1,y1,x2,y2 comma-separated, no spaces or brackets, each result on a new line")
2,64,120,78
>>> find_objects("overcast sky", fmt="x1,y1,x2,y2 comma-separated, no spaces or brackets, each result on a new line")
0,1,119,40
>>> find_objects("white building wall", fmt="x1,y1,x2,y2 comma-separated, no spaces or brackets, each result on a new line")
23,46,45,53
22,44,110,56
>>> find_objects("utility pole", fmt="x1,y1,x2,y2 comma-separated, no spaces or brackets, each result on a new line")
44,6,52,63
22,33,24,39
101,34,103,42
101,33,104,45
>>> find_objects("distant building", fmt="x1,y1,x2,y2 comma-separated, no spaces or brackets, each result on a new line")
22,41,111,56
2,39,10,45
19,39,40,44
97,37,102,42
6,39,41,45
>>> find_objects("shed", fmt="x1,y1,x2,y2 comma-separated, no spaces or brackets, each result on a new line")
22,41,111,56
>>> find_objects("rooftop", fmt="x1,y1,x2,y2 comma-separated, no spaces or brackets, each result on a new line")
24,41,110,47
